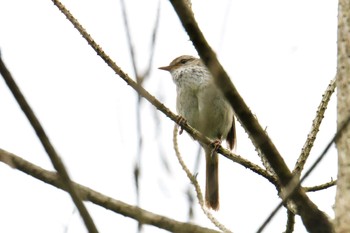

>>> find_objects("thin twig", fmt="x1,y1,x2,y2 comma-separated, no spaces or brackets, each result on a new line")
143,0,161,78
168,1,332,232
0,54,98,233
304,179,336,192
0,148,220,233
293,77,336,177
119,4,143,231
186,145,202,221
120,0,139,80
173,125,232,233
120,2,161,232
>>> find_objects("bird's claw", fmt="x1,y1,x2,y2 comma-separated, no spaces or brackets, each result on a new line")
212,139,222,150
210,139,222,157
176,115,187,135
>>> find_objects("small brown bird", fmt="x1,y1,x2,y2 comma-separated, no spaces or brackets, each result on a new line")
159,55,236,210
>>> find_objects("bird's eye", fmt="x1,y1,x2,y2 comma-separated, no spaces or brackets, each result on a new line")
180,59,188,64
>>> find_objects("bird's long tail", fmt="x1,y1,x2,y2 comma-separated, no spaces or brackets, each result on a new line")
205,148,219,210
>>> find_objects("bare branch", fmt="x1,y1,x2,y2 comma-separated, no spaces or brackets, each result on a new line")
167,1,333,232
0,148,220,233
304,180,336,192
0,53,98,233
293,77,336,177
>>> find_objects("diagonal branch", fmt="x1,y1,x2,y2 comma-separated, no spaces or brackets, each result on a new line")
168,1,333,232
0,53,98,233
0,148,220,233
293,77,336,177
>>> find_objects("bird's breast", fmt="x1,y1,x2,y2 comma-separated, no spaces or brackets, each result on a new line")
171,67,208,90
176,88,200,129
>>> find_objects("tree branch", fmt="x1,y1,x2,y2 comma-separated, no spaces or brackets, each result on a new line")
293,77,336,177
168,1,333,232
0,53,98,233
0,148,220,233
304,180,336,192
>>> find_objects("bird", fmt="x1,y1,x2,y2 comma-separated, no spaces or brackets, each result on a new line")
159,55,236,210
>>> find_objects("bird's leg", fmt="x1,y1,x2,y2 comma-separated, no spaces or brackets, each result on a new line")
210,139,222,157
176,115,187,135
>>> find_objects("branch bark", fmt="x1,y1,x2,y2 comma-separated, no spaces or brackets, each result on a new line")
0,148,220,233
335,0,350,232
293,77,336,177
168,1,333,232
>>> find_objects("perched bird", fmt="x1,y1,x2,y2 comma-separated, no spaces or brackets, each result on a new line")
159,55,236,210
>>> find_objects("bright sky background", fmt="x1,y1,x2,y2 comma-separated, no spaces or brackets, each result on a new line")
0,0,338,232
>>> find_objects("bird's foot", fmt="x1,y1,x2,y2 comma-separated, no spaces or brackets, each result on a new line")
210,139,222,157
176,115,187,135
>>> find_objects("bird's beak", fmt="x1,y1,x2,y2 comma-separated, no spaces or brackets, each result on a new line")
158,65,172,71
